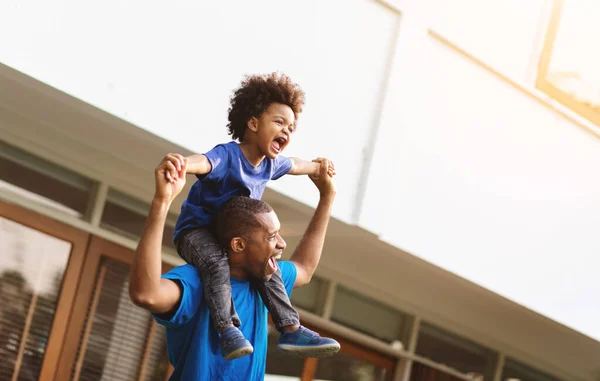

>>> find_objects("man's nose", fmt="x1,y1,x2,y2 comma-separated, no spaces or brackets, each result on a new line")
277,234,286,249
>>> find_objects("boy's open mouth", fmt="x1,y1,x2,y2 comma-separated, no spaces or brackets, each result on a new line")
271,137,287,153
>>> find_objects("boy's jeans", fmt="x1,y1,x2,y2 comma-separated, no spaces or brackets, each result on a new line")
177,227,300,331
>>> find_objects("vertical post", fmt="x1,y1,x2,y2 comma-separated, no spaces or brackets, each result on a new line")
492,353,506,381
393,316,420,381
87,182,109,226
72,263,108,381
351,3,403,224
320,280,337,320
137,319,158,381
11,292,39,381
301,358,319,381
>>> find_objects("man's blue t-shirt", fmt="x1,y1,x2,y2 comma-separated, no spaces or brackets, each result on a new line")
153,261,297,381
174,141,292,242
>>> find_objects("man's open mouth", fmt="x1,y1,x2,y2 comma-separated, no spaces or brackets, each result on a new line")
267,252,283,273
268,256,278,272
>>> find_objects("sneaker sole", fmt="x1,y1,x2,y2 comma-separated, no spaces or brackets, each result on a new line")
277,343,341,358
224,346,254,361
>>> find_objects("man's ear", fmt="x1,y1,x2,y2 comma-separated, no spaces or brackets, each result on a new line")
231,237,246,253
247,117,258,132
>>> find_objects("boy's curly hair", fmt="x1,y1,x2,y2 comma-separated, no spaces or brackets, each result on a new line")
227,72,305,141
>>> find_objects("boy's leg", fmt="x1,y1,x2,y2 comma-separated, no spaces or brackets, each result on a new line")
177,228,253,360
254,265,300,330
254,263,340,358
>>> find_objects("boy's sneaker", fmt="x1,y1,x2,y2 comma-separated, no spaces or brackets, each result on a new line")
277,326,340,358
220,327,254,360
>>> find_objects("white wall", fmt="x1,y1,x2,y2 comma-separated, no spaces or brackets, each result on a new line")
362,1,600,343
2,0,600,345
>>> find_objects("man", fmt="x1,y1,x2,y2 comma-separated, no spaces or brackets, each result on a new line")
129,156,338,380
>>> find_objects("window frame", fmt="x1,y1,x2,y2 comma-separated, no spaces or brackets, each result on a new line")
536,0,600,126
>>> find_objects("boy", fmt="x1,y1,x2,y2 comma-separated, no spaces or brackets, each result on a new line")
163,73,340,360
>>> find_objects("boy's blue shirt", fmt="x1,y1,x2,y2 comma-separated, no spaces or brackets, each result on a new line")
174,141,292,242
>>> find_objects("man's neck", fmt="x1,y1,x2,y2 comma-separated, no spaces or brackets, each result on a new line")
238,141,266,167
228,259,250,281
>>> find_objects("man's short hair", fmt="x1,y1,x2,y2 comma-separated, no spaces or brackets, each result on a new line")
216,196,274,249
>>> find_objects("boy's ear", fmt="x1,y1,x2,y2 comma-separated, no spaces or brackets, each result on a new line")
247,117,258,132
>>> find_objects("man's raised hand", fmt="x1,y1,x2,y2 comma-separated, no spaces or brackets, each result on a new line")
309,158,336,197
155,156,188,204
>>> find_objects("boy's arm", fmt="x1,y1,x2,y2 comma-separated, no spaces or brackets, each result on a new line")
288,157,331,177
185,154,212,175
163,153,211,183
290,158,336,287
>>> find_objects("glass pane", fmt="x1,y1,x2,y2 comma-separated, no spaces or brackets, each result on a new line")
331,286,404,342
546,1,600,111
290,276,323,313
415,323,493,378
314,350,389,381
0,143,94,218
265,325,304,380
101,189,176,250
0,217,71,381
502,358,564,381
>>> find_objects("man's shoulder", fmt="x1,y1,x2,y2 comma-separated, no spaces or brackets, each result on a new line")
279,260,296,275
163,264,201,284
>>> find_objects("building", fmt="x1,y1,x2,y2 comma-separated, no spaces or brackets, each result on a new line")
1,0,599,380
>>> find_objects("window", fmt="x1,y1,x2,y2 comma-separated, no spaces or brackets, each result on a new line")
70,258,169,381
537,0,600,125
0,217,72,380
330,285,406,343
101,189,177,250
429,0,547,81
502,358,564,381
415,323,496,379
290,276,325,313
0,141,95,218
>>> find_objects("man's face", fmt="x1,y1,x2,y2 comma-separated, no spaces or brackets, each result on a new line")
244,211,287,281
254,103,296,159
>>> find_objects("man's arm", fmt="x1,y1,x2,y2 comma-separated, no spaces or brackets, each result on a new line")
290,158,336,287
129,159,187,314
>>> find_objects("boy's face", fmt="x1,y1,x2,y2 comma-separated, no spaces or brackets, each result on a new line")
251,103,296,159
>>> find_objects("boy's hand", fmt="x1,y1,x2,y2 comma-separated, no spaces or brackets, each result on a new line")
162,153,187,183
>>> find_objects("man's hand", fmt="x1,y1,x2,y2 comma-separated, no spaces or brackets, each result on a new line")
155,156,188,204
161,153,187,184
309,158,336,197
